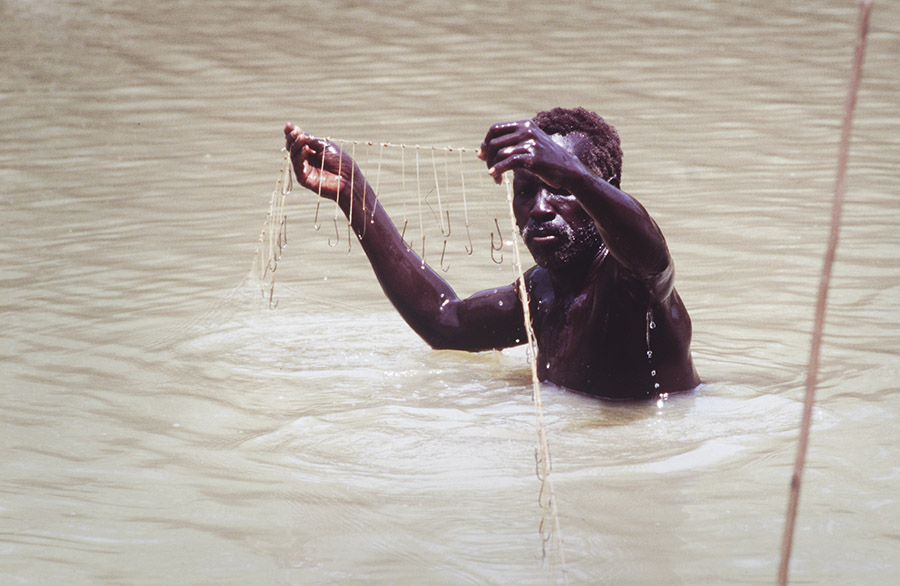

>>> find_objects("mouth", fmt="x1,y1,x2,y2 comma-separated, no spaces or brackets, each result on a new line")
529,234,558,245
523,225,565,247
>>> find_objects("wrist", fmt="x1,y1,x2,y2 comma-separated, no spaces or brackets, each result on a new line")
562,159,596,194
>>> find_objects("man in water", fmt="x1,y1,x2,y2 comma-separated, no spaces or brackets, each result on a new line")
284,107,699,399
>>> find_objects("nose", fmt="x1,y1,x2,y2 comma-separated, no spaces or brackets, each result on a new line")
530,189,556,223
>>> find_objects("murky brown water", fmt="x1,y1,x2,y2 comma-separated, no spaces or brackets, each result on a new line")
2,1,899,584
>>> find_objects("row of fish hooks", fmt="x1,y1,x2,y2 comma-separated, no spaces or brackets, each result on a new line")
251,149,293,309
308,139,507,271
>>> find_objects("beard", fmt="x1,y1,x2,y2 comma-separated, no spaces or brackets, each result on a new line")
522,218,604,272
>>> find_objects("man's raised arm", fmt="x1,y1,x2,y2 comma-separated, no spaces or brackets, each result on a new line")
479,120,675,300
284,123,525,351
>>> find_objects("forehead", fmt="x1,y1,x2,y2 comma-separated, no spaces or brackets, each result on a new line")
551,132,589,158
514,132,591,186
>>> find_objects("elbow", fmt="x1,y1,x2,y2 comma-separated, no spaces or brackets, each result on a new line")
415,308,500,352
621,252,674,301
408,303,467,350
419,327,456,350
646,263,675,301
419,329,478,352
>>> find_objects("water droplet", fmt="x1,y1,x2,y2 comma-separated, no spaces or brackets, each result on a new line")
647,350,653,359
649,321,656,329
650,369,656,377
498,301,503,307
515,338,521,344
654,382,660,389
546,363,551,370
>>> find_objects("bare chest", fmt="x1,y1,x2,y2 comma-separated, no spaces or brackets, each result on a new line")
530,277,656,396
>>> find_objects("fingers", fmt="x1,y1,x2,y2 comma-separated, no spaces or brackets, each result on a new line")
285,123,311,152
488,152,535,184
485,139,539,183
282,124,353,199
284,124,323,191
284,123,303,153
284,122,305,150
479,119,541,175
480,120,524,162
284,124,332,169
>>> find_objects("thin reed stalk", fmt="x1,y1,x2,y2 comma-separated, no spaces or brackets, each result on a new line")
776,2,873,584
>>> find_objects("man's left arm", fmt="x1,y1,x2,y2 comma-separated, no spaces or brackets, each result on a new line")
480,119,674,300
566,170,675,299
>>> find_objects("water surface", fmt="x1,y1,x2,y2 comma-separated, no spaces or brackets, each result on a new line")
2,1,899,584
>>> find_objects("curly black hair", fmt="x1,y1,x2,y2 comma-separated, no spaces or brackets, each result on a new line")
533,107,623,187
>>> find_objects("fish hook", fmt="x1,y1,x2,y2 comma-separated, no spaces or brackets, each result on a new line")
440,240,450,272
281,163,292,196
313,146,328,230
400,218,409,246
327,217,339,247
276,215,287,253
464,224,474,256
313,200,322,231
493,218,504,249
490,232,504,264
534,447,544,481
442,209,451,238
263,258,277,284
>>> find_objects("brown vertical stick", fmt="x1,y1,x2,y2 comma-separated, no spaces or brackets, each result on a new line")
777,2,873,584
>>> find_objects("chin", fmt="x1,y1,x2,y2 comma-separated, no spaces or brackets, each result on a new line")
530,240,599,272
531,249,580,272
525,241,565,270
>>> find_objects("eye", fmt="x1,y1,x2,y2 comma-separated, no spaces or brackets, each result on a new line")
513,179,537,201
546,185,571,196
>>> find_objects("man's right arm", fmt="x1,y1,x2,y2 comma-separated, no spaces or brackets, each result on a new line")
285,124,526,351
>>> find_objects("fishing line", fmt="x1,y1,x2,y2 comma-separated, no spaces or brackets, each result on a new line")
503,174,569,583
326,139,344,248
251,150,292,308
415,146,426,266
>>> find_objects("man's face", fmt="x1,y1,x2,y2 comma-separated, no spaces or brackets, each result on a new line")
512,134,603,271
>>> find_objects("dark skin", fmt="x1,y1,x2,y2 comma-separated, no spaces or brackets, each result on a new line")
284,119,699,400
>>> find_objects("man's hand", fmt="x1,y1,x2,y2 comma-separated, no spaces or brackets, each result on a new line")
478,119,585,189
284,123,359,202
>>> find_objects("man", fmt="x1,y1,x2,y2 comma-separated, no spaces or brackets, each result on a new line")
284,107,699,399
